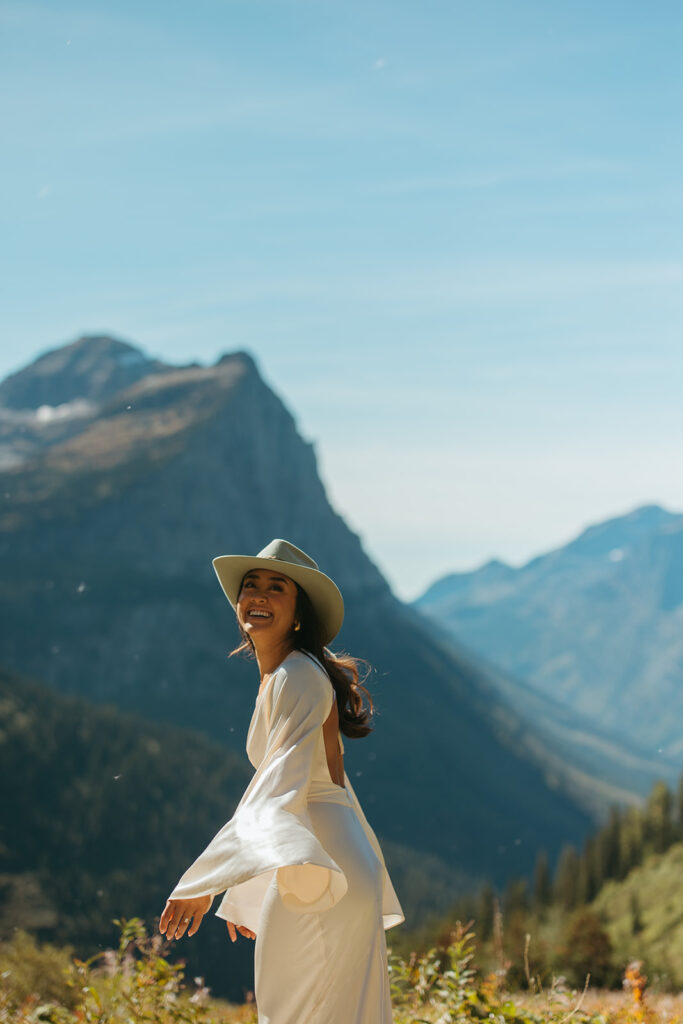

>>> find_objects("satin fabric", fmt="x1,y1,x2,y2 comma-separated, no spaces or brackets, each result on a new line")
168,650,404,1022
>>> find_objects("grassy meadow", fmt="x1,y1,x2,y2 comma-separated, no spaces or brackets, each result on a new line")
1,916,680,1024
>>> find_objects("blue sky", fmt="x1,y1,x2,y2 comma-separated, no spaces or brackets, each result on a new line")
2,0,683,598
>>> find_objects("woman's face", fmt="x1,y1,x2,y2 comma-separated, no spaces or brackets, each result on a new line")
236,568,298,647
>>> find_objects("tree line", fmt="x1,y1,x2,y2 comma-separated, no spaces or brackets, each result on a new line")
443,775,680,936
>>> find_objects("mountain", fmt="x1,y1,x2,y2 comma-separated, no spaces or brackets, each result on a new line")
0,334,171,410
0,335,174,471
0,664,255,1000
0,335,595,898
419,620,677,813
415,505,683,763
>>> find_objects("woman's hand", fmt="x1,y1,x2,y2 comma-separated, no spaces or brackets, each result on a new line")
226,920,256,942
159,895,212,940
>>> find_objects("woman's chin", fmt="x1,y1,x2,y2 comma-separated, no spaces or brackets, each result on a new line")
244,621,272,636
243,621,288,644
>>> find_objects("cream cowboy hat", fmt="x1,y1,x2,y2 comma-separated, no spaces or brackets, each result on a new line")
212,538,344,645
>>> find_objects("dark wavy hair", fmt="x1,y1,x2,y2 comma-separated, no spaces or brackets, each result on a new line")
230,579,374,738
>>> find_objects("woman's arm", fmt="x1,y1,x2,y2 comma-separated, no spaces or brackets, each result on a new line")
160,656,340,936
159,894,255,942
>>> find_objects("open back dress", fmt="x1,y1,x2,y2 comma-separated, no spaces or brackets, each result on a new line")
167,649,404,1024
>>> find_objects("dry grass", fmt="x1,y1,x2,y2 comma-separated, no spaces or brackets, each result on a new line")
512,987,683,1024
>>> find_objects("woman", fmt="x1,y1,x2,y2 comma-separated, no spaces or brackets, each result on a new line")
159,538,404,1023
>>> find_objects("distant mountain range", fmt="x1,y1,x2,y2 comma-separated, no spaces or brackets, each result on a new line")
0,333,619,918
415,504,683,765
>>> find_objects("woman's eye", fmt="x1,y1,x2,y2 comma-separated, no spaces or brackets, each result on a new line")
270,585,283,592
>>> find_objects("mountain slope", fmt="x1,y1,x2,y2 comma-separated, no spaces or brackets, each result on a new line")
0,665,254,1000
415,614,676,812
415,505,683,762
0,335,595,892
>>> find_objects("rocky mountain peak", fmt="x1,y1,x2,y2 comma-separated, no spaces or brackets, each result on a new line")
563,503,679,561
215,350,258,372
0,334,169,410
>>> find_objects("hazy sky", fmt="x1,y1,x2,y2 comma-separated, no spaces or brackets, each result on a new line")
3,0,683,599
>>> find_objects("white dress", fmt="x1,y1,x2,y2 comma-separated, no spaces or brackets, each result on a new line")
168,650,404,1023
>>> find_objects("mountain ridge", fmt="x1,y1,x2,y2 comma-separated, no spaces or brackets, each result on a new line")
1,334,596,895
0,334,170,409
415,503,683,761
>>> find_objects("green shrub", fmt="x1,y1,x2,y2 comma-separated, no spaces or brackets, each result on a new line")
389,920,540,1024
554,908,619,988
0,919,256,1024
0,929,77,1014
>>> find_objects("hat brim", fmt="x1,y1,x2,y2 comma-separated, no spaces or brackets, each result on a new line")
212,554,344,646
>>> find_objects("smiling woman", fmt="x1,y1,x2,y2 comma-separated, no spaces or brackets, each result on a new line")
240,568,298,637
158,538,403,1024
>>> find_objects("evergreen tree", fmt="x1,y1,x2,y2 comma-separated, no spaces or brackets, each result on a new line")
553,845,580,910
503,876,529,919
577,836,599,904
618,805,644,878
644,779,673,854
676,771,683,839
556,908,616,987
629,891,644,935
532,850,551,911
595,806,621,883
477,882,496,941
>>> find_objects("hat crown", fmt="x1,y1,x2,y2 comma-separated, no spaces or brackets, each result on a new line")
256,538,319,573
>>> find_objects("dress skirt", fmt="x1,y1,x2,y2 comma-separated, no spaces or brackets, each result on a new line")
255,791,392,1023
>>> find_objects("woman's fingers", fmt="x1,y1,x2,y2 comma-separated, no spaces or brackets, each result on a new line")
161,901,191,940
226,920,255,941
161,901,180,937
159,899,178,933
160,897,212,940
187,908,205,937
175,912,193,940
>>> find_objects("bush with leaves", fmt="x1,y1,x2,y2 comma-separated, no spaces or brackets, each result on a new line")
0,929,77,1015
387,919,639,1024
0,919,256,1024
555,908,618,989
389,920,542,1024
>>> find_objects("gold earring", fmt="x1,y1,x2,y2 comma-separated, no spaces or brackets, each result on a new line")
294,621,301,632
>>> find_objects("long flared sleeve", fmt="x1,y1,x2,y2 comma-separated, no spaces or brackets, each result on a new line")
166,657,348,934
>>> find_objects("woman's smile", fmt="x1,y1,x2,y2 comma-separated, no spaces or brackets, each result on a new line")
237,569,298,644
245,607,273,623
